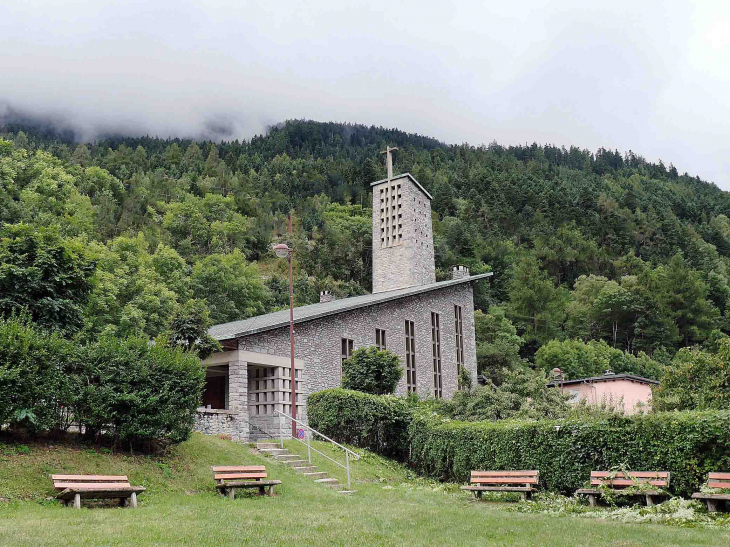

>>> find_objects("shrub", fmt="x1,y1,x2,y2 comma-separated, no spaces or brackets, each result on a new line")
74,335,206,448
653,339,730,411
341,347,403,395
307,388,411,458
0,316,79,433
408,410,730,497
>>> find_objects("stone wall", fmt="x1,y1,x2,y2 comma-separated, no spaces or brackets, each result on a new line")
237,282,478,408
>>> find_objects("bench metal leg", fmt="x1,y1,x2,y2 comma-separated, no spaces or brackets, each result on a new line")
706,499,721,513
587,494,597,507
73,494,81,510
267,485,274,497
520,492,527,502
130,492,138,509
258,486,266,496
119,498,127,507
645,495,655,507
228,487,236,500
474,490,482,500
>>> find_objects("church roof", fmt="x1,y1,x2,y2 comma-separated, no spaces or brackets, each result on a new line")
370,172,433,200
209,273,492,341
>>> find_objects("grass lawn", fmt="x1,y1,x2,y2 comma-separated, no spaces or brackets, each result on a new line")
1,433,729,546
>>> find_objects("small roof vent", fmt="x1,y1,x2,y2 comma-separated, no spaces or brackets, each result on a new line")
604,369,615,376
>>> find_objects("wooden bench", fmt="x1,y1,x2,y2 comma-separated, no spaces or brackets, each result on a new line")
691,473,730,512
211,466,281,499
460,470,539,501
51,475,146,509
576,471,669,507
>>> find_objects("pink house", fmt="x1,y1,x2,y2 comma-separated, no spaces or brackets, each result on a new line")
550,372,658,414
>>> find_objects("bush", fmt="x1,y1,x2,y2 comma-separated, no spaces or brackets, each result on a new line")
652,339,730,411
307,388,411,458
408,410,730,497
0,316,79,433
75,335,206,448
341,347,403,395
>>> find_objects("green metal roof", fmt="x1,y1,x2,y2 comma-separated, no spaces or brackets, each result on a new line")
209,273,492,341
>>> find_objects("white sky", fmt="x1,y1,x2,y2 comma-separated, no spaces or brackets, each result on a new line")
1,1,728,187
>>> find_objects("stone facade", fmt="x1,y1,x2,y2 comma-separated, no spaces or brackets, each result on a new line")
372,174,436,293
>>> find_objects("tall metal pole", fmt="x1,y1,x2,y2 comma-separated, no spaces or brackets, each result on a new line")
288,212,296,438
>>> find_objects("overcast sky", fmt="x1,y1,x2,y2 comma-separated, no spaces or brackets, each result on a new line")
1,1,728,188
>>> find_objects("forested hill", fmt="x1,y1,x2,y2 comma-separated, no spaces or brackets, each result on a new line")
2,119,730,376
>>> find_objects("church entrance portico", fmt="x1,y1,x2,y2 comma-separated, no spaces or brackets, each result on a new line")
195,349,304,441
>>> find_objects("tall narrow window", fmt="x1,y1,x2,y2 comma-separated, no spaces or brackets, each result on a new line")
376,329,387,350
405,320,416,393
455,304,465,372
431,312,442,398
341,338,354,369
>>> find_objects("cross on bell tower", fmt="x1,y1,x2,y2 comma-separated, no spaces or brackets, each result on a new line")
380,146,398,181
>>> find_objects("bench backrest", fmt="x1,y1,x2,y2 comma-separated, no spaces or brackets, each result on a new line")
707,472,730,489
211,465,268,482
471,470,539,486
590,471,670,489
51,475,131,490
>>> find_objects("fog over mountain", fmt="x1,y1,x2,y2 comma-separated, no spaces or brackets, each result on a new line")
1,1,728,187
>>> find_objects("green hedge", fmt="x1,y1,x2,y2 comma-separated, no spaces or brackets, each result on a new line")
307,388,411,458
307,388,730,497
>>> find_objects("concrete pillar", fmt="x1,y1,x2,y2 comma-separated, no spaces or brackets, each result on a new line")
228,357,249,441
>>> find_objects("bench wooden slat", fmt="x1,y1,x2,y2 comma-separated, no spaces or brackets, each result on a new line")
215,480,282,488
472,477,539,485
211,466,266,472
708,481,730,489
54,482,132,490
708,472,730,481
214,473,267,480
591,479,667,487
471,470,539,477
462,486,536,492
590,471,669,479
51,475,128,482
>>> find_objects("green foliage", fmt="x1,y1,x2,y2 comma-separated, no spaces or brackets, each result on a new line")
307,388,411,458
75,335,206,448
474,306,524,383
0,316,78,433
341,347,403,395
457,366,472,392
0,224,95,333
652,338,730,411
451,368,570,421
165,299,221,359
407,410,730,497
535,339,664,380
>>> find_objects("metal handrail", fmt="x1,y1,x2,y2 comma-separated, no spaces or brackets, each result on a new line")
273,410,360,459
273,409,359,489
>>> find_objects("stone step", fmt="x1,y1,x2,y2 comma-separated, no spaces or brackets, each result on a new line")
282,459,308,466
256,442,278,449
259,448,289,456
315,478,341,488
303,472,328,479
274,454,301,461
292,466,318,473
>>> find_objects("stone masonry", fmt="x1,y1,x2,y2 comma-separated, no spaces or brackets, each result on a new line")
372,173,436,293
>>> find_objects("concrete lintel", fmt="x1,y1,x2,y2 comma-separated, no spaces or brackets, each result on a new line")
203,349,304,369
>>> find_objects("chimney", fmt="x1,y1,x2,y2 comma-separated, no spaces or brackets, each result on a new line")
452,265,470,280
319,291,336,303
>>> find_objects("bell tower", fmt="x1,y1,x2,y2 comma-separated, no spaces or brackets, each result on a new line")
371,148,436,293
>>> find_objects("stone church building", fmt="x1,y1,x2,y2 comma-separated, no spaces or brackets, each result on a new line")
195,166,491,440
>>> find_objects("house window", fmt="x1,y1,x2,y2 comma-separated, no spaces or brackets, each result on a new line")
455,304,465,371
376,329,387,350
341,338,354,368
431,312,442,398
405,320,416,393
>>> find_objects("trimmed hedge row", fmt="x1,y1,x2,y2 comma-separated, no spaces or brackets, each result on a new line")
308,388,730,497
307,388,410,458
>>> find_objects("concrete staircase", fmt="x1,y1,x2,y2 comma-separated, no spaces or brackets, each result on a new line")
256,441,355,494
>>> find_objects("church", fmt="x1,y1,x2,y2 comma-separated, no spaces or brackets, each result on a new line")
195,154,491,441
